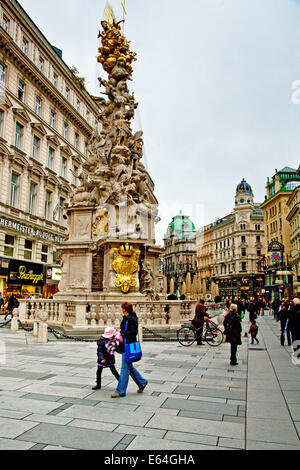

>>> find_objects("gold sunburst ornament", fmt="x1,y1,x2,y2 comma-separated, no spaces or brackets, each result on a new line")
112,244,141,293
104,1,115,26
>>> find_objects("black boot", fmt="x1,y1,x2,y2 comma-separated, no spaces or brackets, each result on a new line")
92,384,101,390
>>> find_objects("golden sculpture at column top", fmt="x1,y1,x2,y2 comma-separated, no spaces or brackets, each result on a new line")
112,244,141,293
97,2,137,74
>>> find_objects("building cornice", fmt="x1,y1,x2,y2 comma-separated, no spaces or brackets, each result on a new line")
3,0,100,115
0,29,100,136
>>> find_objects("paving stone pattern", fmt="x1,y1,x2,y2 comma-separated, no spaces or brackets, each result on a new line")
0,316,299,450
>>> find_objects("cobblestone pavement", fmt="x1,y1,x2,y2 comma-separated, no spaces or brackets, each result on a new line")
0,315,299,450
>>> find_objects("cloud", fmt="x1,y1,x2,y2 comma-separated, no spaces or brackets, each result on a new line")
19,0,300,245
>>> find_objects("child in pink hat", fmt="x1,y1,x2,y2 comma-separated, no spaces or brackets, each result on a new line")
92,327,122,390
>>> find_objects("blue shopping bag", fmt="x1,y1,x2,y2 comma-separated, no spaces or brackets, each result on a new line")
124,319,142,364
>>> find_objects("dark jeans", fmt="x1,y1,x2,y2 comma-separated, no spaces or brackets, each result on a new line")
193,321,204,344
96,366,120,387
251,335,259,344
281,329,291,346
230,344,238,365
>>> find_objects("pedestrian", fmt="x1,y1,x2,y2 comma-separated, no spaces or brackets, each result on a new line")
237,299,243,318
259,297,266,316
193,299,211,345
4,294,19,320
248,320,260,345
92,327,121,390
247,299,257,323
223,304,242,366
111,303,148,398
278,301,292,347
287,298,300,353
272,297,281,322
0,293,4,312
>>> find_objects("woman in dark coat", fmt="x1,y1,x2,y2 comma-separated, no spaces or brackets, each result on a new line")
111,303,148,398
223,304,242,366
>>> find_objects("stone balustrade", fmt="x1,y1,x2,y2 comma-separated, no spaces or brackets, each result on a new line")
17,299,197,331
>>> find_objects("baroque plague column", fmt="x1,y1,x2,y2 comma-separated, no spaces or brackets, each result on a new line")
56,6,162,301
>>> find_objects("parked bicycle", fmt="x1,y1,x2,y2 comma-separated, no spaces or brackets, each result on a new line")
177,319,224,347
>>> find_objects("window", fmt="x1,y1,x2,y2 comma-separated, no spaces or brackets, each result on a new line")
59,197,65,225
48,147,54,170
61,157,67,178
76,99,80,112
41,245,49,263
241,236,246,243
84,141,88,157
15,122,23,149
4,235,14,257
32,136,40,160
242,248,247,257
66,87,70,101
22,38,28,55
240,224,246,231
0,63,6,86
50,111,56,128
255,225,261,231
18,81,25,101
35,97,41,116
29,182,37,215
24,240,33,260
2,16,9,32
86,110,90,123
45,190,52,220
63,122,68,139
0,110,4,135
257,249,261,256
241,262,247,272
74,132,79,149
38,57,44,73
10,172,19,208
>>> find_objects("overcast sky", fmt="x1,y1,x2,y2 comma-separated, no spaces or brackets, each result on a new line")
20,0,300,243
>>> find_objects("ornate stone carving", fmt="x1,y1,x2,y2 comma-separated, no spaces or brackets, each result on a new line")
69,13,157,212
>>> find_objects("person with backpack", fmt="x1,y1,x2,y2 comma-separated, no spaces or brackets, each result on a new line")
91,327,121,391
223,304,242,366
111,302,148,398
248,320,259,345
4,294,19,320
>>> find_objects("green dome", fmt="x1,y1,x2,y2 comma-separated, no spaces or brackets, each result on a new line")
167,211,196,239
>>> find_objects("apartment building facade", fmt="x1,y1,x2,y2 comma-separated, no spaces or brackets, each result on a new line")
0,0,100,299
261,167,300,300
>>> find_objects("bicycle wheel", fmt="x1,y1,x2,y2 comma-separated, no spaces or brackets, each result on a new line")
177,327,196,347
204,325,224,347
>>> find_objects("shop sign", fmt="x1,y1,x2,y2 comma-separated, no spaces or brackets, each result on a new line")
9,261,45,286
0,217,65,244
276,271,293,276
17,266,43,284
